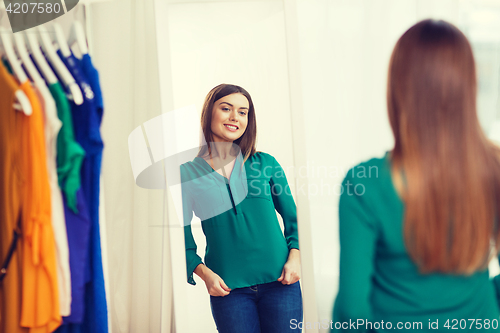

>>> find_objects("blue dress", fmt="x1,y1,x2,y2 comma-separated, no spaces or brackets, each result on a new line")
46,80,90,324
54,50,107,333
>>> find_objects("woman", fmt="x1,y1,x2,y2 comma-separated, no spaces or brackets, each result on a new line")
333,20,500,332
181,84,302,333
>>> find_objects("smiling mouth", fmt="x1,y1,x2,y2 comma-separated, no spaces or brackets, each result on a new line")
224,124,239,131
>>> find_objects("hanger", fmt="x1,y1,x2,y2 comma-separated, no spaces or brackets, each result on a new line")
25,29,59,84
37,25,83,105
67,4,89,56
68,21,88,55
53,23,71,57
15,32,60,123
0,27,29,84
14,33,45,87
0,26,33,115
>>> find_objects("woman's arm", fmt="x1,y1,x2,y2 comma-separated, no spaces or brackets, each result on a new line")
268,155,301,284
194,263,231,296
332,171,377,332
181,165,204,286
278,248,301,285
269,155,299,250
184,223,204,286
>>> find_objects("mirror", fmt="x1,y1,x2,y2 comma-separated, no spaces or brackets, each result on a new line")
153,0,316,332
150,1,500,332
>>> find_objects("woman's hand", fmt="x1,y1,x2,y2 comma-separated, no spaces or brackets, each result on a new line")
194,264,231,296
278,248,301,285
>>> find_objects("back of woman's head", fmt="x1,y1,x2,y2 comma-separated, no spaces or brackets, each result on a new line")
388,19,500,274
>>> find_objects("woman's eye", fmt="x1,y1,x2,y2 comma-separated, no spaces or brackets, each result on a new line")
239,111,247,116
222,107,230,111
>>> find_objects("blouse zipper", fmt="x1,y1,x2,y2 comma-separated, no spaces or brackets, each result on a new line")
226,183,237,215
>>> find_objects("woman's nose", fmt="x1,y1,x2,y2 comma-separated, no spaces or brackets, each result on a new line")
229,111,238,121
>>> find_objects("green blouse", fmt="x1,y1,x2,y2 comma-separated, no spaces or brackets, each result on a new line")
333,152,500,332
181,151,299,289
48,82,86,214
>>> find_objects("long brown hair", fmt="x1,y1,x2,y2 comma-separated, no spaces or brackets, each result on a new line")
388,19,500,274
198,84,257,162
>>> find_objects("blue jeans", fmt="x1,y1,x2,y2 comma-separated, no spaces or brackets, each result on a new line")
209,280,303,333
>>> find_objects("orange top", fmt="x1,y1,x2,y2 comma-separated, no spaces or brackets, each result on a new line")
0,62,29,333
18,80,61,333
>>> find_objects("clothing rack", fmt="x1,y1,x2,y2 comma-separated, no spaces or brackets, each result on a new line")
0,0,113,55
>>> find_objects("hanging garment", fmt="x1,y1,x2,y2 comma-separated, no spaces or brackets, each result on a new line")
50,81,86,214
4,54,71,323
61,188,92,326
79,54,103,127
17,79,61,331
55,50,107,333
76,53,108,333
31,51,91,323
48,82,91,325
0,62,29,333
33,82,72,317
28,54,86,213
81,54,112,332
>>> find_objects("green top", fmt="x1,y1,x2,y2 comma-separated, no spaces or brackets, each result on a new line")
333,151,500,332
48,82,86,213
181,151,299,289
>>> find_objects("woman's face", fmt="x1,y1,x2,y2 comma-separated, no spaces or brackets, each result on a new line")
210,93,249,143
